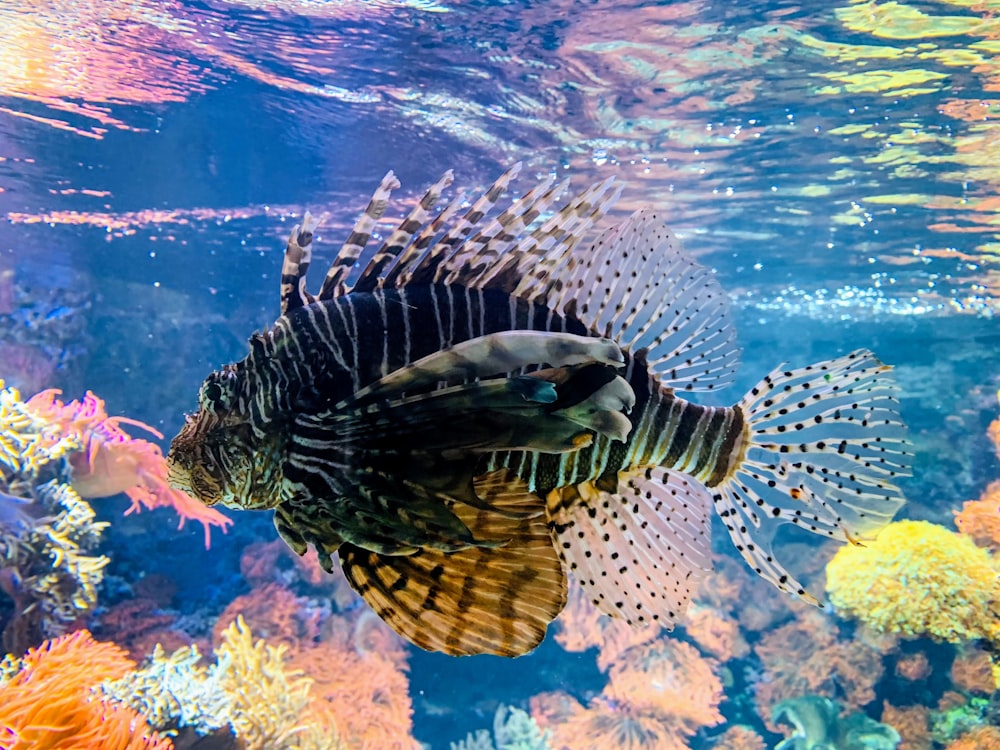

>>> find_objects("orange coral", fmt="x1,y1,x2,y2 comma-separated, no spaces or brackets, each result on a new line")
895,651,932,681
950,646,997,694
684,605,748,661
955,480,1000,553
947,726,1000,750
989,407,1000,460
711,725,766,750
212,583,321,648
287,636,419,750
535,640,723,750
881,702,932,750
0,629,171,749
554,581,661,671
753,609,884,731
25,389,231,548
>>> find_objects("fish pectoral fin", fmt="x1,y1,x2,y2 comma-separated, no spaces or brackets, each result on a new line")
339,482,566,656
273,468,485,563
545,467,714,629
338,330,625,409
529,362,635,443
304,371,624,456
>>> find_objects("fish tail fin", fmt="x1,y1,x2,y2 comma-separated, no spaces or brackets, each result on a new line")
713,348,910,603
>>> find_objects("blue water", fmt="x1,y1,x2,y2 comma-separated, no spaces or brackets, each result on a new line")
1,0,999,747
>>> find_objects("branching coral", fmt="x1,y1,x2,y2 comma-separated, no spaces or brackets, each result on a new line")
101,642,231,737
2,481,110,643
452,705,551,750
0,379,78,481
826,520,1000,645
212,582,322,649
103,615,346,750
2,380,109,650
0,629,171,750
213,615,315,748
24,389,231,547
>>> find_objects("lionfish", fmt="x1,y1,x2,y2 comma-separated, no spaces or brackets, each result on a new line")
167,164,909,657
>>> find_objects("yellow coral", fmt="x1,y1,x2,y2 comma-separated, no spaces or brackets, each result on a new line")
216,616,349,750
213,616,324,750
0,379,78,479
101,618,347,749
826,520,1000,644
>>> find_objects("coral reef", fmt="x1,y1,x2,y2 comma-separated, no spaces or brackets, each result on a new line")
771,695,900,750
451,705,551,750
881,702,932,750
533,639,723,750
954,480,1000,553
0,629,171,749
103,615,345,750
0,481,110,651
710,726,767,750
752,609,886,730
945,726,1000,750
826,520,1000,645
202,616,319,749
287,634,418,750
101,642,231,738
211,582,323,648
94,597,187,661
0,380,110,652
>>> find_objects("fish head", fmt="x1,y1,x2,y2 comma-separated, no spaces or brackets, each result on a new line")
167,367,285,511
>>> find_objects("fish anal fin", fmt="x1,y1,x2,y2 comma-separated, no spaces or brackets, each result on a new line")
546,468,713,629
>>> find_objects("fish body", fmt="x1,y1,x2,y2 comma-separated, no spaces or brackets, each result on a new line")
168,164,910,656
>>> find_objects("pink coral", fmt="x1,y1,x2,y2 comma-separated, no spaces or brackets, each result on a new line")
25,389,230,547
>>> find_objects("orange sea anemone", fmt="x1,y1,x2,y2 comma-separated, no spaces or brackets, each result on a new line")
0,629,171,750
25,389,230,547
535,640,723,750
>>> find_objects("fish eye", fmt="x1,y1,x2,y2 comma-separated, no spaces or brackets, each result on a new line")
199,371,236,411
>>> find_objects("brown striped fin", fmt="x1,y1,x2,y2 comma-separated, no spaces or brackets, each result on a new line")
279,211,326,314
545,468,713,628
318,170,401,299
439,173,565,286
381,193,465,288
339,474,566,656
401,162,525,286
353,170,455,293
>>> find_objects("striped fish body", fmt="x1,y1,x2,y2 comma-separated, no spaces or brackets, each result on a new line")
168,165,910,656
172,282,631,546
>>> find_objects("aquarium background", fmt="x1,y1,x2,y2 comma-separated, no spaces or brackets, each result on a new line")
1,0,999,748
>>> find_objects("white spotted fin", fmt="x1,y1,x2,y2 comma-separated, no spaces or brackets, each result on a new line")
712,349,911,603
546,468,713,629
